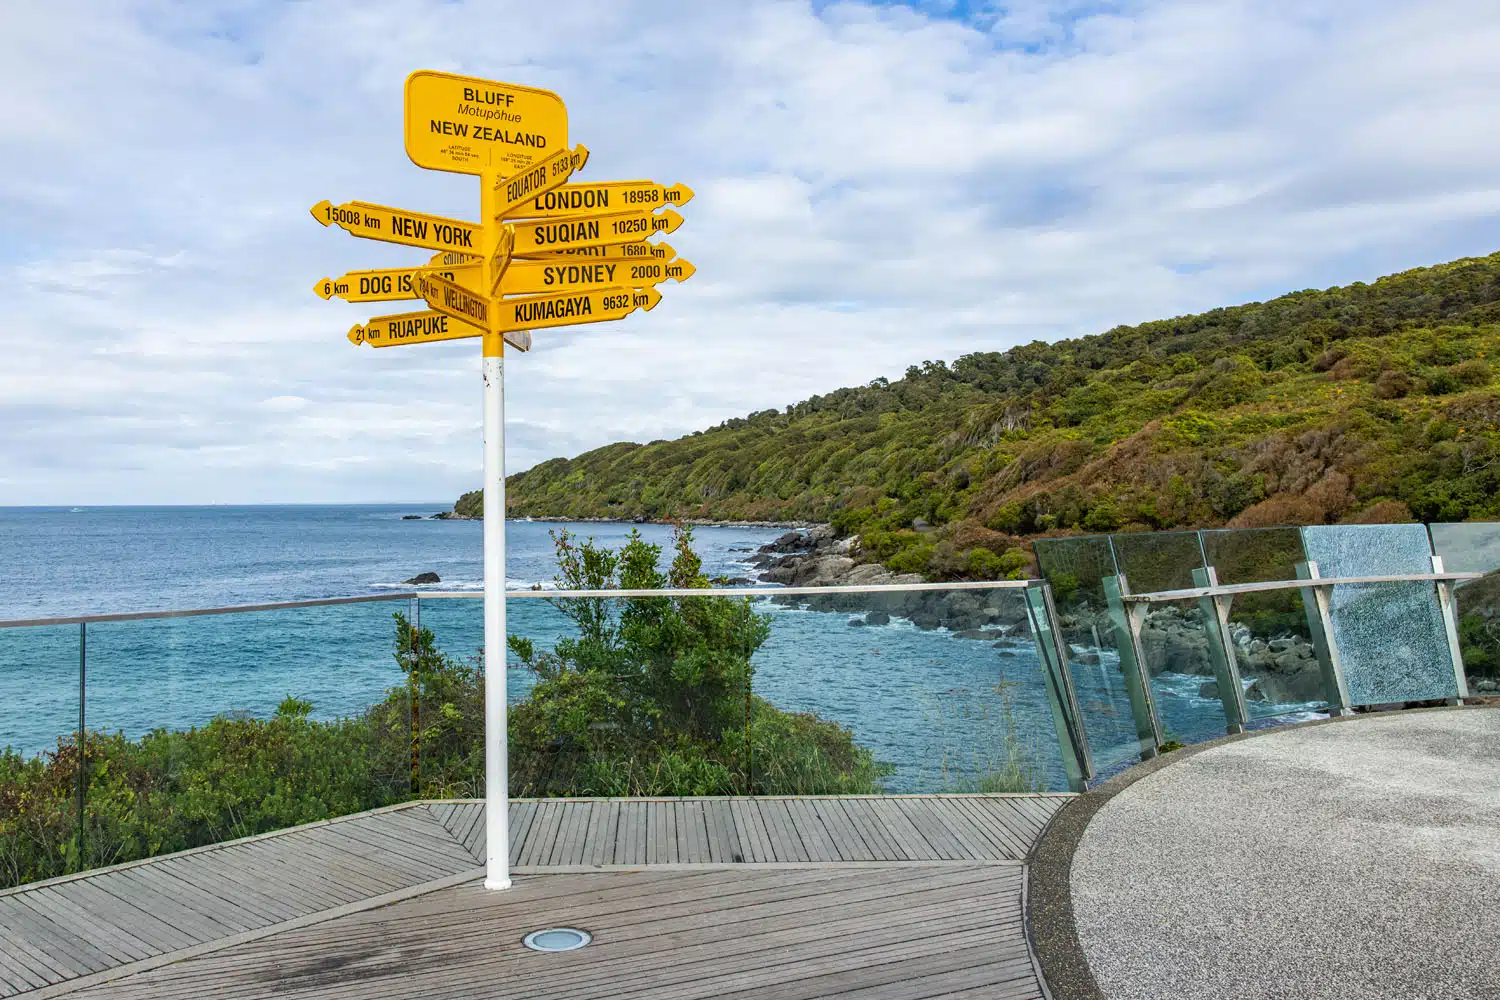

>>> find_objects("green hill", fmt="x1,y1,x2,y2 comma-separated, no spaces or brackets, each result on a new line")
484,251,1500,579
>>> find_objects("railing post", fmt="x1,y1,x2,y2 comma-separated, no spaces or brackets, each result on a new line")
1193,566,1249,734
1102,574,1163,759
1024,582,1094,792
1295,561,1354,716
409,596,421,795
76,621,86,872
1431,555,1470,704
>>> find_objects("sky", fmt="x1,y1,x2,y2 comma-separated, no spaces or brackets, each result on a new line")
2,0,1498,505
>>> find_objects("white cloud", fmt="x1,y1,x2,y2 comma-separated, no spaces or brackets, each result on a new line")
0,0,1498,503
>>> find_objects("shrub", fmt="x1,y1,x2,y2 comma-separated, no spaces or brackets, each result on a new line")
1373,369,1413,399
964,547,1007,579
1454,359,1492,387
886,543,935,575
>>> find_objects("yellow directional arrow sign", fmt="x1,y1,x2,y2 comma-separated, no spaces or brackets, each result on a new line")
493,144,589,220
412,271,491,331
405,71,568,176
315,265,466,303
311,200,480,255
348,286,661,349
510,208,683,257
506,257,693,293
519,240,677,263
318,256,696,304
347,312,531,351
503,284,661,330
513,181,694,219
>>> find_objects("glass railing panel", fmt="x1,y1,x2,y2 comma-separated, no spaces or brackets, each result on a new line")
1201,527,1328,722
1109,529,1205,594
1428,522,1500,691
1135,599,1229,746
0,623,83,888
82,601,416,868
1033,536,1138,778
749,586,1067,793
1301,524,1460,704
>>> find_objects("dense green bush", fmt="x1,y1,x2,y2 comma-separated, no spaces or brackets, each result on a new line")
486,252,1500,579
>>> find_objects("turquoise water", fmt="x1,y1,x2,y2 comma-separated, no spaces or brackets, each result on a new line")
0,505,1247,791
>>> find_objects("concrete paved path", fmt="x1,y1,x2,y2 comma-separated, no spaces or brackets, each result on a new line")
1070,709,1500,1000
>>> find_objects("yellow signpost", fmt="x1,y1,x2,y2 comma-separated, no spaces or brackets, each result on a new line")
511,181,693,219
311,200,481,255
404,71,568,176
509,207,683,256
314,71,688,895
346,311,531,351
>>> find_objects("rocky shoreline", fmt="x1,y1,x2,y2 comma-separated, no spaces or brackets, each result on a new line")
746,527,1338,707
746,526,1032,636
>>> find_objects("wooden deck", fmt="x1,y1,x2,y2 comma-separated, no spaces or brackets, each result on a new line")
0,794,1071,999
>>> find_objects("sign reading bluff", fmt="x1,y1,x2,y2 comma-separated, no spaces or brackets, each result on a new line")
311,200,480,254
405,70,568,176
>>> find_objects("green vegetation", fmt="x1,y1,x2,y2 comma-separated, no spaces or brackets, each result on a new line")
491,251,1500,580
0,529,884,889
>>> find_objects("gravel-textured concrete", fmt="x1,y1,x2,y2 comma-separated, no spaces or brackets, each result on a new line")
1070,709,1500,1000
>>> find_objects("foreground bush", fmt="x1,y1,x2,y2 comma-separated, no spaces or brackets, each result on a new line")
0,527,884,888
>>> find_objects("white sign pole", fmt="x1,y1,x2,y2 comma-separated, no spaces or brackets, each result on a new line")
482,330,510,891
481,170,512,891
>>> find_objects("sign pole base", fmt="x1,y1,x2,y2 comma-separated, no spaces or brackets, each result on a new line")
482,330,511,891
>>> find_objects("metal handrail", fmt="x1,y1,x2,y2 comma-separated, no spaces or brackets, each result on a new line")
0,578,1034,630
1122,572,1482,604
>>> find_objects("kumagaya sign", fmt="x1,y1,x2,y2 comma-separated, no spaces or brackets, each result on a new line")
312,71,690,895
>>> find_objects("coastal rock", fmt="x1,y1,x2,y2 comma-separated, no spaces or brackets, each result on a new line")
1073,651,1101,665
847,618,867,627
404,572,441,585
401,515,424,520
865,611,891,626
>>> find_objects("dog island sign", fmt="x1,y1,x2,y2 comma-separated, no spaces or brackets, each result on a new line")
405,71,569,175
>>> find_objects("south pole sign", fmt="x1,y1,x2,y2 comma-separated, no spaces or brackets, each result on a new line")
312,71,693,892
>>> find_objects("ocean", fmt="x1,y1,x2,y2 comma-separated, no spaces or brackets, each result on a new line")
0,505,1248,791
